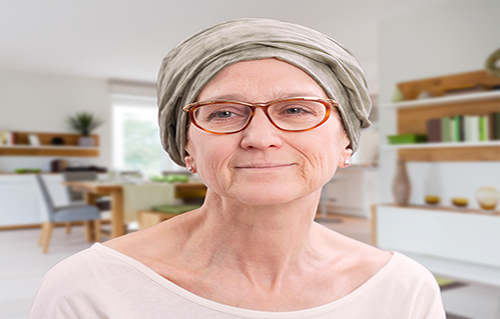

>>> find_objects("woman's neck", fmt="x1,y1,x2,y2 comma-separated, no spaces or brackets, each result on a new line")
179,189,325,286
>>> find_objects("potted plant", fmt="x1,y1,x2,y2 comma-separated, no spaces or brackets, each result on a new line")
67,112,104,146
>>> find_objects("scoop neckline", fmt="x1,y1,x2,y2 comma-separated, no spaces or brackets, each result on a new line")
91,243,400,318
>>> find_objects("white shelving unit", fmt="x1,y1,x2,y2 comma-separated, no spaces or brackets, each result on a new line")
375,76,500,289
381,140,500,150
382,90,500,109
379,90,500,162
374,205,500,288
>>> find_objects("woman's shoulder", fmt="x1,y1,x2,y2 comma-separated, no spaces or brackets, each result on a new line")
29,244,125,318
385,251,441,288
36,244,133,288
102,211,196,263
315,223,392,276
315,223,439,293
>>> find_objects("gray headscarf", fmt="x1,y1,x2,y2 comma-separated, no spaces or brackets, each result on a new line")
158,18,372,167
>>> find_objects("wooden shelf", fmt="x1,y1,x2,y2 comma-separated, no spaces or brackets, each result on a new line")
382,90,500,109
378,203,500,216
394,70,500,101
382,140,500,149
382,141,500,161
386,73,500,162
0,131,99,157
0,145,99,157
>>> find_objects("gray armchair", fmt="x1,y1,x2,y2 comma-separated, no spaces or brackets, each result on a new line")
35,175,101,253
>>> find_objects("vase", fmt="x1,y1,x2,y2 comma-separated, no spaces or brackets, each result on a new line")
485,48,500,78
78,136,94,147
392,158,411,206
475,187,500,212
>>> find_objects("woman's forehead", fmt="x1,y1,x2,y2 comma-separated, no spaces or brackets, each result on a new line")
196,58,328,102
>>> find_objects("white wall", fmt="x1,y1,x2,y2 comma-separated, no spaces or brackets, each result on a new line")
0,70,112,172
378,1,500,207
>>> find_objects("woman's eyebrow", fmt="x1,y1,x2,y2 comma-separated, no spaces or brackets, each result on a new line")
197,94,246,101
275,92,324,99
200,92,323,102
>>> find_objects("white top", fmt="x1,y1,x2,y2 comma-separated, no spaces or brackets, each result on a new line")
29,243,445,318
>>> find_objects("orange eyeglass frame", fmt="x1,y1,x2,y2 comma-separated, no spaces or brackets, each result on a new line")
182,97,338,134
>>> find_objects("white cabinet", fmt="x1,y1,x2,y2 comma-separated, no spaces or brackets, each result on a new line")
321,166,378,218
0,175,40,226
0,174,70,227
374,205,500,287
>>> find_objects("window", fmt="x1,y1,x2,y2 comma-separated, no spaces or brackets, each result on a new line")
112,96,182,177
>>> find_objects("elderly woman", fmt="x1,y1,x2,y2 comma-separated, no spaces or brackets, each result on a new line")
29,18,445,318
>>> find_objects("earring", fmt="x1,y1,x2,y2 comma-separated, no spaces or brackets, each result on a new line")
187,167,194,173
344,160,350,167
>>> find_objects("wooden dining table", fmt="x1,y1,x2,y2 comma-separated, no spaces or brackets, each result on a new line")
63,181,207,239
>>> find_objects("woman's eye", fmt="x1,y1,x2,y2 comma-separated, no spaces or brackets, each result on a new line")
285,108,303,114
207,108,243,120
281,106,313,116
214,111,233,118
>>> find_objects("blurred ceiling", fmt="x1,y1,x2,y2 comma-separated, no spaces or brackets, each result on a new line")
0,0,453,91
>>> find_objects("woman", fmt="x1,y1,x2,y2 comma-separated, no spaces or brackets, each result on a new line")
29,18,445,318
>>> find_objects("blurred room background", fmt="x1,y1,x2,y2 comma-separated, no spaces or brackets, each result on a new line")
0,1,499,318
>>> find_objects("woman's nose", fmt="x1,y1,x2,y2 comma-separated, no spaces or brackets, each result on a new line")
240,108,283,150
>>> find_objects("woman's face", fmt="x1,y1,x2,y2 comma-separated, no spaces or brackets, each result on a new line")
185,58,352,206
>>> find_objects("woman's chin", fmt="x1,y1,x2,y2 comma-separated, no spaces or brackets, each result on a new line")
227,184,309,206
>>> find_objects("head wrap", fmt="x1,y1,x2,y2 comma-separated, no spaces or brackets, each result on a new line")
158,18,372,166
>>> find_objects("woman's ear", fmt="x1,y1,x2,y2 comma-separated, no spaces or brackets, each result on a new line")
184,151,196,173
338,146,353,168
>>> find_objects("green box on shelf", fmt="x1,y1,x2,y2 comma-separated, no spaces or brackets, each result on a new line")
387,134,427,144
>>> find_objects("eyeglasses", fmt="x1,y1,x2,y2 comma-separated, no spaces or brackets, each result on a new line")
183,97,336,134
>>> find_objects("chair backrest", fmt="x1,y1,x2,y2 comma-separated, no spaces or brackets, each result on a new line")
34,175,56,221
63,171,98,202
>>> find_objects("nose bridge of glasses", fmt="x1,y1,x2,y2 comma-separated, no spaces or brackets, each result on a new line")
247,104,277,127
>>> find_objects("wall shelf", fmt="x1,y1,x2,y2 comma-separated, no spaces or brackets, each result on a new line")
384,77,500,162
378,203,499,216
382,141,500,161
382,140,500,149
0,145,99,157
0,132,99,157
382,90,500,109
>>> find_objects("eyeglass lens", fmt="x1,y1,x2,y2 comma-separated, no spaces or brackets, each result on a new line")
192,100,328,133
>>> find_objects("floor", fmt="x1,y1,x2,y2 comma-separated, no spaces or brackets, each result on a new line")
0,214,499,319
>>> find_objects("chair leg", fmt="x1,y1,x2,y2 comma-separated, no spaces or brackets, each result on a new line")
94,220,101,243
84,221,94,242
65,222,72,234
38,223,46,246
42,222,54,254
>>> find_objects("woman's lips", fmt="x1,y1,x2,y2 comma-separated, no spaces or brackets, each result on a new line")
235,163,295,169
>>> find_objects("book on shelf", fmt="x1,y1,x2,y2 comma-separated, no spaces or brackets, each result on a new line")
464,115,480,142
490,112,500,140
427,112,500,144
440,117,452,142
453,115,465,142
426,118,441,142
449,117,456,142
479,116,488,141
0,131,15,146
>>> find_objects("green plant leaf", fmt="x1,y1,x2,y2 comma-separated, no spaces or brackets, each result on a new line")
67,112,104,136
